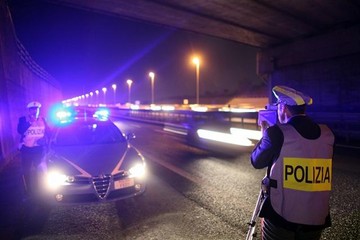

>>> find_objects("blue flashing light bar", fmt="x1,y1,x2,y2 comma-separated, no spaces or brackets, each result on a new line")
49,104,75,126
49,104,110,125
93,108,110,121
54,108,76,125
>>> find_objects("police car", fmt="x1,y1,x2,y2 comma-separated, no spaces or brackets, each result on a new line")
38,107,146,204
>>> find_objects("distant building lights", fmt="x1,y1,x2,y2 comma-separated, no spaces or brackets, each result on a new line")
191,106,208,112
150,105,161,111
130,104,139,110
161,105,175,111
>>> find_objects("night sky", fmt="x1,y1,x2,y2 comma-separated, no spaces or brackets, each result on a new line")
8,0,265,104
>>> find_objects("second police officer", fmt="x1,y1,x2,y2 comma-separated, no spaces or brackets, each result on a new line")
17,101,50,198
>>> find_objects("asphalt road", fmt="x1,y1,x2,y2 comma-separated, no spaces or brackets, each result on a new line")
0,119,359,239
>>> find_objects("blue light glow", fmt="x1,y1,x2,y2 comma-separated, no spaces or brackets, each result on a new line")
93,108,110,120
49,104,76,126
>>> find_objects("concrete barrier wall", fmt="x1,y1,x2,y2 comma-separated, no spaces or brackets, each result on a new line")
0,2,62,169
257,25,360,145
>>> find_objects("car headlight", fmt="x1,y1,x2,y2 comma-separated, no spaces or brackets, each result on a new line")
128,163,146,178
46,171,74,190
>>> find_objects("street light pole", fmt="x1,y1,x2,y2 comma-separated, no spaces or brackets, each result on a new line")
126,79,133,104
112,84,117,104
149,72,155,105
95,90,99,105
102,87,107,104
89,92,93,105
192,57,200,105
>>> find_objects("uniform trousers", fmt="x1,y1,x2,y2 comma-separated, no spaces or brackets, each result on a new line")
261,218,322,240
20,145,44,195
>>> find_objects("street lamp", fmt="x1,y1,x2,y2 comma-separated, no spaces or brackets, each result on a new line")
95,90,99,105
149,72,155,104
102,87,107,104
112,84,117,104
89,92,93,105
192,56,200,105
126,79,133,104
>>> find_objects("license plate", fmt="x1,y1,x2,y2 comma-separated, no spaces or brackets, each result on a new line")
114,178,135,189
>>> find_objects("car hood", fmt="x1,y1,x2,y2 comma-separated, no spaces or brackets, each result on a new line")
47,142,131,177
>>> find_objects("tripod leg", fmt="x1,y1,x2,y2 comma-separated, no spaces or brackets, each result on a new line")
246,189,266,240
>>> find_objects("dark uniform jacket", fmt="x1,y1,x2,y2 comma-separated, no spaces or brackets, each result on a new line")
17,116,50,148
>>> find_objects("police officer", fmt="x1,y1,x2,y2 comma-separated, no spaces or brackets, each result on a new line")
251,86,335,240
17,101,49,197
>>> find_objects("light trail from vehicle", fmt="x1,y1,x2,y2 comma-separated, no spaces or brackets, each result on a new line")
197,129,254,146
230,128,262,141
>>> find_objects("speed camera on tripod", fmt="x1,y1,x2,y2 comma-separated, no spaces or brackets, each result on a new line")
258,104,278,126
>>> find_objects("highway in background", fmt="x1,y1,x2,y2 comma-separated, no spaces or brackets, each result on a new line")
0,119,359,239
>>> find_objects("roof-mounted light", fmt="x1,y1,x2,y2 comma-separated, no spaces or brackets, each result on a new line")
93,108,109,121
49,103,76,126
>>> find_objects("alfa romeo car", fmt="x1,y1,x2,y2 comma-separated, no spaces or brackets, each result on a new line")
38,107,146,204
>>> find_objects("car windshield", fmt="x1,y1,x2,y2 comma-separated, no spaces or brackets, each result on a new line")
54,121,126,146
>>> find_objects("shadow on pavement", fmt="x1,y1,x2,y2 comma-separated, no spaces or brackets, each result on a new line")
0,157,51,240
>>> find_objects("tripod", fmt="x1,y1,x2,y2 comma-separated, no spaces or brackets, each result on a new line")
245,179,269,240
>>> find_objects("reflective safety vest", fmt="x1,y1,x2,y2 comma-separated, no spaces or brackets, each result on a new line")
269,124,334,225
22,117,46,147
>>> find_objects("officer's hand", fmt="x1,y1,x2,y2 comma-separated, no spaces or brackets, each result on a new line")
260,120,270,136
29,115,36,123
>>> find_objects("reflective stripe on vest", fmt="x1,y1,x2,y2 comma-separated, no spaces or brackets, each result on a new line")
269,124,334,225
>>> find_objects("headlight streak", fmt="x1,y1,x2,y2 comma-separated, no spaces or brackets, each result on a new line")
218,107,257,113
197,129,254,146
230,127,262,141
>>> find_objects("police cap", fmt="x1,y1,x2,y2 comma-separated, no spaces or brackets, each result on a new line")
27,101,42,108
272,86,313,106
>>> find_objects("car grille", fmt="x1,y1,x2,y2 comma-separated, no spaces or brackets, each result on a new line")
92,174,111,199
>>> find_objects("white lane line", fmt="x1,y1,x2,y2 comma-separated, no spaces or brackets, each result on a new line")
143,151,203,185
163,127,187,135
